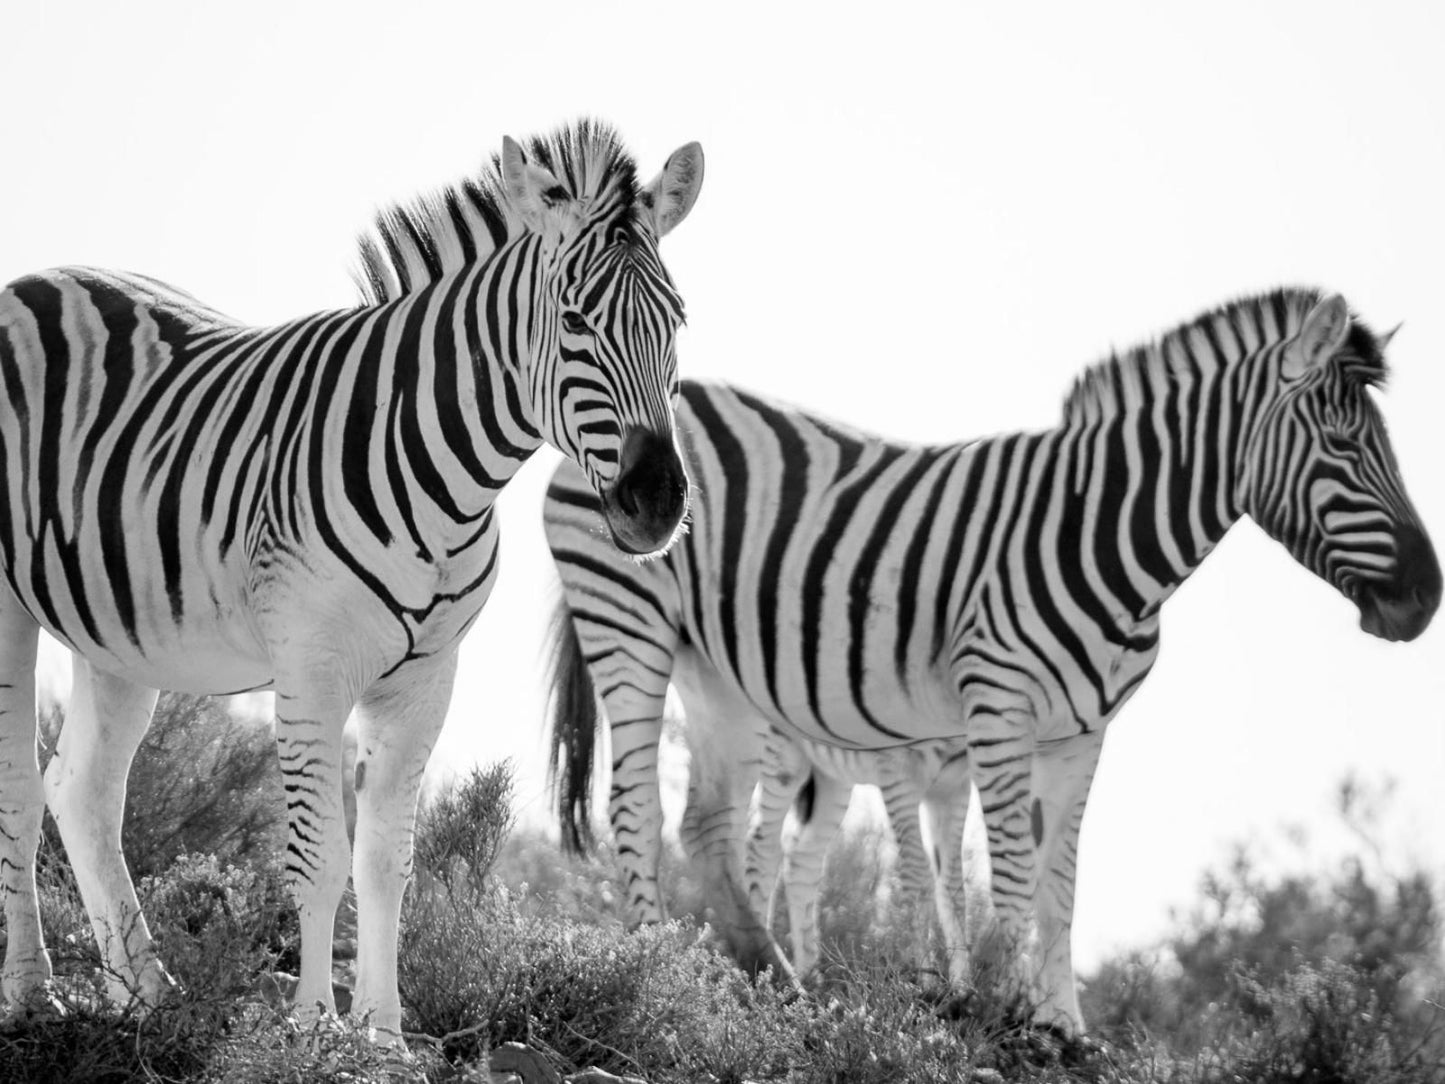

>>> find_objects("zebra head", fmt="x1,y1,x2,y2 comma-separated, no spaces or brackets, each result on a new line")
501,131,703,556
1242,293,1441,642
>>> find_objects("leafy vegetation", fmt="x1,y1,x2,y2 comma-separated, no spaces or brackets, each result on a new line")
1,699,1439,1082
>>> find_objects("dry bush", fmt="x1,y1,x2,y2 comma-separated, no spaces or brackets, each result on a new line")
413,760,516,897
140,852,298,1000
1083,775,1445,1084
38,693,282,880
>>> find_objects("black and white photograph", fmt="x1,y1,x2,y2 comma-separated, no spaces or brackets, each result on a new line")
0,3,1441,1081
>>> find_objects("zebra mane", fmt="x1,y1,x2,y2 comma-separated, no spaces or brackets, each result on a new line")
354,118,640,307
1061,288,1390,424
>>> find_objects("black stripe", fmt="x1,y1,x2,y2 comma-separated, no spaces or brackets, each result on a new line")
1018,435,1107,718
895,452,956,683
341,309,393,546
739,391,811,713
801,444,906,735
683,388,749,680
1128,383,1174,588
432,270,505,489
934,439,1015,662
848,450,936,709
1092,384,1147,620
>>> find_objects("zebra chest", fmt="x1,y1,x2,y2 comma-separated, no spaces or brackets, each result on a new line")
951,580,1162,740
245,516,502,673
1022,617,1162,741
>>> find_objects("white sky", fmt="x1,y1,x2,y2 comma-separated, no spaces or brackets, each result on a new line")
3,2,1442,970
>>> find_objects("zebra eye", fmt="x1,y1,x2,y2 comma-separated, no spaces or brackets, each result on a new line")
561,311,589,336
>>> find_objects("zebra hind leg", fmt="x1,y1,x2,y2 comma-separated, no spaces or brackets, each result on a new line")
0,605,52,1014
43,658,171,1009
673,653,790,980
778,770,851,979
350,651,457,1043
742,732,810,940
920,753,972,987
878,764,937,979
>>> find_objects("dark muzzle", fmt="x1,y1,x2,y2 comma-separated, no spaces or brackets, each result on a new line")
1357,524,1441,642
600,427,689,556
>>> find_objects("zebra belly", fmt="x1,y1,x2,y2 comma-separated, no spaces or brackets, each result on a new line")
26,594,272,695
772,680,967,750
78,639,274,697
692,637,966,751
1,549,274,694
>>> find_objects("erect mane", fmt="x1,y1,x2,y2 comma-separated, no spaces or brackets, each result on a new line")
354,118,640,306
1060,287,1390,424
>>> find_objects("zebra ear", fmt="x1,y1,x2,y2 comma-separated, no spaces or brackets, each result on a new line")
1285,293,1351,379
501,135,578,236
1377,322,1402,352
639,141,704,239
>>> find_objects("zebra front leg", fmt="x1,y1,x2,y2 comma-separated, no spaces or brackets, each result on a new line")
778,770,851,978
743,732,810,935
920,751,972,986
350,651,456,1042
606,710,669,925
43,659,170,1008
274,686,354,1022
965,708,1040,1013
0,606,50,1012
1029,729,1105,1035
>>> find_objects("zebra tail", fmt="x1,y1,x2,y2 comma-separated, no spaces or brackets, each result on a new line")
794,771,818,826
546,597,599,856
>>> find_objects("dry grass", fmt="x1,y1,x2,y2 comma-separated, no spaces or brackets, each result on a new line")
3,748,1441,1083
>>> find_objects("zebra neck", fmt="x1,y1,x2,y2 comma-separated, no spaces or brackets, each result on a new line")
357,262,544,540
1062,357,1252,617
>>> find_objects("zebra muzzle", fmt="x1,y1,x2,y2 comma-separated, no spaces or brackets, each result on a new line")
1355,525,1441,642
600,427,689,557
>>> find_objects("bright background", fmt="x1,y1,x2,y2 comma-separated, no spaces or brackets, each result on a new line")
2,2,1441,970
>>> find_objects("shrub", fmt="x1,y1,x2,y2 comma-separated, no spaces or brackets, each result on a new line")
38,692,282,880
1214,955,1445,1084
0,1000,224,1083
413,760,516,897
139,852,299,999
400,884,809,1080
1083,776,1445,1083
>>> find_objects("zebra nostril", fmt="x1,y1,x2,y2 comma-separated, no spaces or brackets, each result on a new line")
616,482,639,518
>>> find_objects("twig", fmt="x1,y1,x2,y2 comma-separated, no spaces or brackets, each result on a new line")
402,1020,488,1050
559,1017,644,1075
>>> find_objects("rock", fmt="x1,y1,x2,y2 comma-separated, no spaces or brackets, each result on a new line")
489,1042,562,1084
565,1069,650,1084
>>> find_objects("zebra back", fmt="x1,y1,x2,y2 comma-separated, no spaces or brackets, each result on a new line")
546,596,602,855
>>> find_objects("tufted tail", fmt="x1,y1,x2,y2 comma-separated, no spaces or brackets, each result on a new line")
793,771,818,826
546,597,600,855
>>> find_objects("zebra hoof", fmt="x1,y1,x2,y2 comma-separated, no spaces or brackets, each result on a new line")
0,983,67,1027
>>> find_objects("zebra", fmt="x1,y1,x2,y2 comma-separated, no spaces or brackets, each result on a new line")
544,289,1441,1033
742,730,972,980
0,119,704,1040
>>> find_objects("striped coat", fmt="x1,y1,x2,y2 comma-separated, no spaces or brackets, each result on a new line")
0,120,704,1039
546,290,1440,1031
